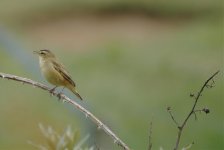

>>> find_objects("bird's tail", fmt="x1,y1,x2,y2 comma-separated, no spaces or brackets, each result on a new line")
68,86,83,100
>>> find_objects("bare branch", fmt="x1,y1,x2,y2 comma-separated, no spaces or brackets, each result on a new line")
0,72,131,150
173,70,219,150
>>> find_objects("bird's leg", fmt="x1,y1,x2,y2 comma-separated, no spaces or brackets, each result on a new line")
50,86,57,95
57,87,65,100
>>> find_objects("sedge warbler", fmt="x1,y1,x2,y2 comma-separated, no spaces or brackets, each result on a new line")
34,49,83,100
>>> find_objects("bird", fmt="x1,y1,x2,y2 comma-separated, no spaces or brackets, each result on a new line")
34,49,83,100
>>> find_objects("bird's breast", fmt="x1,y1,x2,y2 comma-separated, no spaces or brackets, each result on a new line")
39,58,64,86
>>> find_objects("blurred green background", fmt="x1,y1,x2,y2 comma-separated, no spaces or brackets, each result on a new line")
0,0,223,150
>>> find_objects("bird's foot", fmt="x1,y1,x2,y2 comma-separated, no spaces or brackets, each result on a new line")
57,93,63,100
49,86,57,96
56,87,65,100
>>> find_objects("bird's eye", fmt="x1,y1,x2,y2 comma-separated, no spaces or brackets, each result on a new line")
40,52,45,55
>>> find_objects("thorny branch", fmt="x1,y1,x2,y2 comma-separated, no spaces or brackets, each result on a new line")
169,70,220,150
0,72,130,150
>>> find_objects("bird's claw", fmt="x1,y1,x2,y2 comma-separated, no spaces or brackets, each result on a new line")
57,93,63,101
49,86,57,96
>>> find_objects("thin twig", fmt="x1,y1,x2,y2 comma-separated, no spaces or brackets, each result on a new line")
182,142,194,150
0,72,131,150
148,122,153,150
173,70,220,150
167,107,179,127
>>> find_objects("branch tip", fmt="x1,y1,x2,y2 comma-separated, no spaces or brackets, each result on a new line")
189,93,195,98
167,106,171,111
202,108,210,114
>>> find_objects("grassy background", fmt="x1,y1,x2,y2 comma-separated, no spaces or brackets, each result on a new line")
0,0,223,150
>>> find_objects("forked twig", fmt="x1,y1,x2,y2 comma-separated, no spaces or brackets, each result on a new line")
171,70,220,150
0,72,130,150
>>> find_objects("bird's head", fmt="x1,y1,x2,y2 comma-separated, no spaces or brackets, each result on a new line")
34,49,56,59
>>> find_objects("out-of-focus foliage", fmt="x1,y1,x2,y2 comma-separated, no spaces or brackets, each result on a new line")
0,0,221,27
28,124,94,150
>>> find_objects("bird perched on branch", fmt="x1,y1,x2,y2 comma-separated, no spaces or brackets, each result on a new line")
34,49,83,100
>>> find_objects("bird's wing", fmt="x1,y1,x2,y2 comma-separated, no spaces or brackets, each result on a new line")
52,60,76,87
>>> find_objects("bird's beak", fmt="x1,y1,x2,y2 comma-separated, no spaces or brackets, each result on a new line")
33,50,39,55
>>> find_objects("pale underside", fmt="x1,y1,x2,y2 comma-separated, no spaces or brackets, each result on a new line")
39,57,75,88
